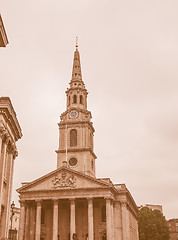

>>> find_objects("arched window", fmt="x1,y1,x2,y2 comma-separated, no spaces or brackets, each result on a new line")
80,95,83,104
73,95,77,103
70,129,77,147
68,96,70,105
101,206,106,222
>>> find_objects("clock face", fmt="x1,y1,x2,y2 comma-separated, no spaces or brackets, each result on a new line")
69,110,78,119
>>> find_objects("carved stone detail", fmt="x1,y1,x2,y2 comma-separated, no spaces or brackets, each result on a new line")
52,171,76,188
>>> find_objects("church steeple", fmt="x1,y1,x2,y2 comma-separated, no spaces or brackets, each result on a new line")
56,41,97,177
71,37,82,82
66,40,87,111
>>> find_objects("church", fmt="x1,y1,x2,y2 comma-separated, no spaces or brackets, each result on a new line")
17,42,139,240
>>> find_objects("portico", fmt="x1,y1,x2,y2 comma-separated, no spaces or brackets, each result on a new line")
18,195,116,240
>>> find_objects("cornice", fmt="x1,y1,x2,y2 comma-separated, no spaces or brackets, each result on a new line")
59,119,95,133
56,147,97,159
0,97,22,141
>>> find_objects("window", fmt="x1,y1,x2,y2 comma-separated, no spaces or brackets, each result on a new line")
80,95,83,104
68,96,70,105
70,129,77,147
101,206,106,222
73,95,77,103
69,157,77,166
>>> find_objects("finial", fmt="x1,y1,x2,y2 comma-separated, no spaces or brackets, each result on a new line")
76,36,78,50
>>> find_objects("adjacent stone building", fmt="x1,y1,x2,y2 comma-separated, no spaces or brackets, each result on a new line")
138,204,163,213
0,15,8,47
0,97,22,239
17,43,139,240
168,219,178,240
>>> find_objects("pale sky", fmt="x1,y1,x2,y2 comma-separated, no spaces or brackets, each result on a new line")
1,0,178,220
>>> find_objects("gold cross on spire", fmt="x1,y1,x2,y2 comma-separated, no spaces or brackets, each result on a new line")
76,36,78,50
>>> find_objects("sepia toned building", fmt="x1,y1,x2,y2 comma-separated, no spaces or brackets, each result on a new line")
0,97,22,239
0,15,8,47
168,219,178,240
138,204,163,213
17,43,139,240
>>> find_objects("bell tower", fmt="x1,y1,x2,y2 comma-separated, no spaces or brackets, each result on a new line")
56,39,96,177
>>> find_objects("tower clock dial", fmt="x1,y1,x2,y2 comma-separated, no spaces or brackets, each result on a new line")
69,110,79,119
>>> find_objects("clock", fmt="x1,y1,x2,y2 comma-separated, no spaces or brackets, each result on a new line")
69,110,78,119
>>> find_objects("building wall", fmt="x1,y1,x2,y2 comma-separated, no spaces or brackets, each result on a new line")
0,97,22,240
168,219,178,240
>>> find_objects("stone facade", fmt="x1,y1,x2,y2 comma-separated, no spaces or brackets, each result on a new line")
0,97,22,239
168,219,178,240
17,43,139,240
0,15,8,47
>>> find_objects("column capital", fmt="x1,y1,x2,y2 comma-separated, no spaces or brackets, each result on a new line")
120,201,127,207
104,196,113,202
35,199,42,206
52,199,59,205
0,125,6,138
87,197,93,203
69,198,75,203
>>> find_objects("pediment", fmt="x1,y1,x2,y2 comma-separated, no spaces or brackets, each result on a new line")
17,167,111,193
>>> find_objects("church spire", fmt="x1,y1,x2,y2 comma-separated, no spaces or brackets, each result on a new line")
71,37,82,82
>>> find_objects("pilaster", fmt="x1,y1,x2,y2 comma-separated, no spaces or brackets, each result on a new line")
121,201,130,240
18,201,26,240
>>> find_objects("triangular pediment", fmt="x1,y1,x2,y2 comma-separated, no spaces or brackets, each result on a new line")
17,167,112,193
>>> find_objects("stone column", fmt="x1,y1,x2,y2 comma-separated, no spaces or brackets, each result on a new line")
0,133,2,159
0,137,8,217
106,198,112,240
35,200,42,240
4,149,16,238
121,202,130,240
70,198,76,240
111,200,115,240
25,204,30,240
18,201,26,240
29,204,36,240
53,200,58,240
88,198,94,240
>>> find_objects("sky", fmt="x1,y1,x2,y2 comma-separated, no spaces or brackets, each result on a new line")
1,0,178,220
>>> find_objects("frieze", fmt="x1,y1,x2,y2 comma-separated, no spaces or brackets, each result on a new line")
52,171,76,189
